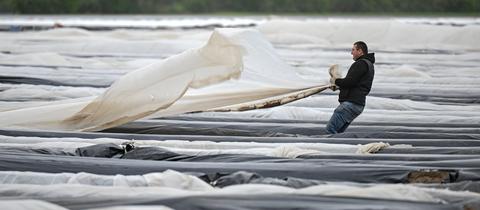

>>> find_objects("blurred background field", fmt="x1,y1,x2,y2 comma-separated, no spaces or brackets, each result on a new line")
0,0,479,15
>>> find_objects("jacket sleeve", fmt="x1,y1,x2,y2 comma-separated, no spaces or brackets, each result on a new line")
335,61,367,88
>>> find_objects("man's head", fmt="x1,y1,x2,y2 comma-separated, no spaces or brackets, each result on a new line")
351,41,368,60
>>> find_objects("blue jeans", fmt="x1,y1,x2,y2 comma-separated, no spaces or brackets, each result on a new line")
326,101,364,134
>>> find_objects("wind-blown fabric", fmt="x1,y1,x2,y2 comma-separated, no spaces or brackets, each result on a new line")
0,28,328,131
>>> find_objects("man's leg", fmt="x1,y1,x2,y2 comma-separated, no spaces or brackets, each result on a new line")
326,102,364,134
326,104,348,134
337,121,351,133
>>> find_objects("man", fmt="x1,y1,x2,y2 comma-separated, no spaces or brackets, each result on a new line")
326,41,375,134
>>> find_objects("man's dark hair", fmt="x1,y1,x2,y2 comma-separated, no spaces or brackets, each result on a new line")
354,41,368,54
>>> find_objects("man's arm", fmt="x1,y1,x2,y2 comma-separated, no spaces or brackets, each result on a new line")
335,61,367,88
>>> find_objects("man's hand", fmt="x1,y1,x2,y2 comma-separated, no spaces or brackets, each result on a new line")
328,64,341,91
329,77,338,91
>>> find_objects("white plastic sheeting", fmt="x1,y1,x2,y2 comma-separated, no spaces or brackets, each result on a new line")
0,170,479,204
194,98,480,124
88,206,175,210
0,170,212,190
0,135,391,157
0,15,265,29
258,19,480,50
0,200,69,210
0,200,175,210
0,28,328,131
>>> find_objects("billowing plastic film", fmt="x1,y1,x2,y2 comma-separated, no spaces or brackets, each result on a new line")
0,29,328,131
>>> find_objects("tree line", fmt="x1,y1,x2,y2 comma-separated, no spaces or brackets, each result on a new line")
1,0,478,14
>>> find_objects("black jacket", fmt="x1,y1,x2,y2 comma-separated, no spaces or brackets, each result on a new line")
335,53,375,106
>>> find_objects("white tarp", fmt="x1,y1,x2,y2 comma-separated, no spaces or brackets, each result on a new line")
0,170,478,205
0,28,328,131
0,135,391,157
0,170,212,190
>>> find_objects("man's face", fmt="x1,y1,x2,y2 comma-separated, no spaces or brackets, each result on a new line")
351,44,363,60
